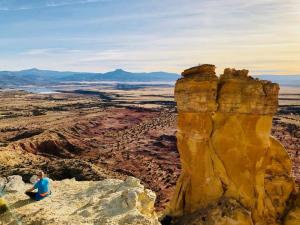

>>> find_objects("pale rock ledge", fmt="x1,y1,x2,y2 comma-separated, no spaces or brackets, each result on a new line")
0,176,160,225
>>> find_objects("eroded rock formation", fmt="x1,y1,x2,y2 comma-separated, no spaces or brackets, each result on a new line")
167,65,298,225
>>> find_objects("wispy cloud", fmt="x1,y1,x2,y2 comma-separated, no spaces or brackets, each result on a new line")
252,69,288,73
20,48,84,56
80,50,125,62
45,0,105,8
20,48,60,55
0,0,299,74
0,0,105,11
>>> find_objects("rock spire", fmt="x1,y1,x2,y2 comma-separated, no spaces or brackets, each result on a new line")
167,64,298,225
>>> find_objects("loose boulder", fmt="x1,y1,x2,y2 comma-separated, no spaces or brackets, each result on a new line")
0,175,25,193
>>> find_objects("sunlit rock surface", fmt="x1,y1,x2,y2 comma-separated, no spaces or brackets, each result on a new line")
0,176,160,225
167,64,297,225
0,176,26,193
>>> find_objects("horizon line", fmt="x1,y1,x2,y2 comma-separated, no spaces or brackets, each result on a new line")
1,67,300,76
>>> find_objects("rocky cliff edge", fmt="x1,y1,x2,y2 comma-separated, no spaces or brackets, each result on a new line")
0,176,160,225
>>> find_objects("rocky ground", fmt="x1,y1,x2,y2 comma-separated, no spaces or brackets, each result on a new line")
272,114,300,185
0,175,160,225
0,87,299,212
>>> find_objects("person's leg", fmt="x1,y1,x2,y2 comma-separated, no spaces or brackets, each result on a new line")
25,192,36,200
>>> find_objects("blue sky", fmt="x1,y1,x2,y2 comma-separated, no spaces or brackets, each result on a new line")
0,0,299,74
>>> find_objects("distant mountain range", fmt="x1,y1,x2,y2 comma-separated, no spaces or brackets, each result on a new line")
252,75,300,87
0,68,299,87
0,68,180,87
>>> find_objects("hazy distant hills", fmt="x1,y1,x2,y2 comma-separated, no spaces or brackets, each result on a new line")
0,68,180,87
0,68,299,87
252,75,300,87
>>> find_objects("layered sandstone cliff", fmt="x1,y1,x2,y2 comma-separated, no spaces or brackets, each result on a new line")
167,65,298,225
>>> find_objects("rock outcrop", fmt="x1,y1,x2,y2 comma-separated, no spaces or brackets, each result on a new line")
0,176,160,225
0,175,26,193
167,65,297,225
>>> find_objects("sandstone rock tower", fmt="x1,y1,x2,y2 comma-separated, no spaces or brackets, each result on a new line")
168,64,297,225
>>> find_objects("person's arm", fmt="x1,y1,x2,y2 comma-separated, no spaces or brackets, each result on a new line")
25,182,38,193
25,186,35,193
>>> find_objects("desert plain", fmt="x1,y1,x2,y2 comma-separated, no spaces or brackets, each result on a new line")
0,83,299,211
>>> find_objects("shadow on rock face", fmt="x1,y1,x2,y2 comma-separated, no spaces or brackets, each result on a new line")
10,199,34,210
160,215,173,225
162,198,254,225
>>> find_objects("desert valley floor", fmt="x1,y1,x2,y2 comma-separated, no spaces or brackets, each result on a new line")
0,85,299,210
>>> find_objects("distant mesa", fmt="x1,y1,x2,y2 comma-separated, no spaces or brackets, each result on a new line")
21,68,40,72
113,69,127,72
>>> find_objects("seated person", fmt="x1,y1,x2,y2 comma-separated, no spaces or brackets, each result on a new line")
25,171,51,201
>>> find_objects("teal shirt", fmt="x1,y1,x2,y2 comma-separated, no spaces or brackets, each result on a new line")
34,178,50,200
